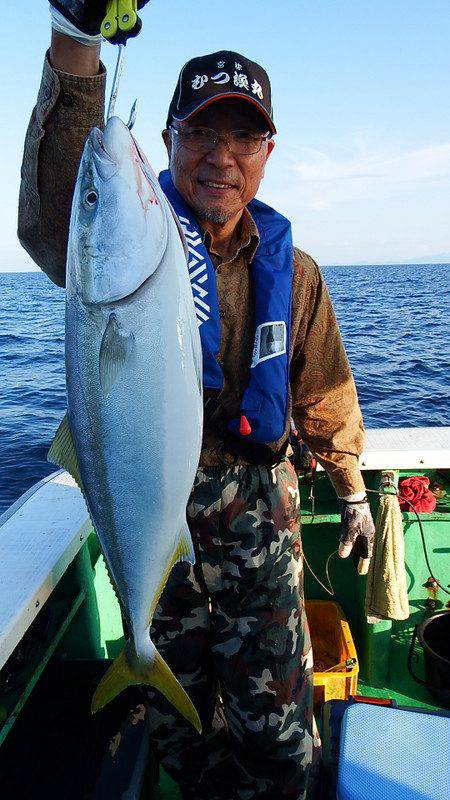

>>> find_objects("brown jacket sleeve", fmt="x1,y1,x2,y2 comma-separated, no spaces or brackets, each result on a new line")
290,249,366,497
18,52,106,287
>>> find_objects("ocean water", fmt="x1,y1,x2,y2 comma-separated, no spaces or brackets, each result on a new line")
0,264,449,514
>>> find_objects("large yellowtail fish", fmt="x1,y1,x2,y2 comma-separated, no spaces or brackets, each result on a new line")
49,116,202,732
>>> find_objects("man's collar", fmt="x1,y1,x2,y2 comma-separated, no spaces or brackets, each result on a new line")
202,207,259,265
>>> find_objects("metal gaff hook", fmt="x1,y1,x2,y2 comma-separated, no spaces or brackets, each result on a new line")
107,43,125,120
127,99,138,130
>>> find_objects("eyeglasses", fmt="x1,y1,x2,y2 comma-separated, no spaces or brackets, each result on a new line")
168,125,271,156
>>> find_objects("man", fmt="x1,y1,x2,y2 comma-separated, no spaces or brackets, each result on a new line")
18,4,375,798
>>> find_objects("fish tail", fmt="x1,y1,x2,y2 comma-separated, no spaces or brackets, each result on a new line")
91,642,201,733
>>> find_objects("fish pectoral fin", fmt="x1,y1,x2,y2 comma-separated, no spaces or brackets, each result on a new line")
91,644,201,734
149,522,196,624
99,313,135,396
176,522,196,565
47,412,83,489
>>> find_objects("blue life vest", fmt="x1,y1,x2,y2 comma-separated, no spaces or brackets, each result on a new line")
159,170,293,444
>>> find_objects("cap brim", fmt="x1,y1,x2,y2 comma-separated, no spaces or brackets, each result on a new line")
172,92,276,135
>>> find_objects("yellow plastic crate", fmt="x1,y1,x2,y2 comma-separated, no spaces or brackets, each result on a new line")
305,600,359,708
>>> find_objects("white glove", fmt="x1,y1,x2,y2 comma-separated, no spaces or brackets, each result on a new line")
338,496,375,576
49,5,103,47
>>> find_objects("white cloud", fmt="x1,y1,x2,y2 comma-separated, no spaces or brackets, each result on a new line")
261,134,450,264
284,140,450,209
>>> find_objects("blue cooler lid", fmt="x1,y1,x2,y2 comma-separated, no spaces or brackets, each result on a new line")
336,704,450,800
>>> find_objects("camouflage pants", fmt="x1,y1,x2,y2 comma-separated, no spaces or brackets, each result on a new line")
147,460,321,800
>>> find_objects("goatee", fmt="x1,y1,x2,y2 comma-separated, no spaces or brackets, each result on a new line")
193,206,233,225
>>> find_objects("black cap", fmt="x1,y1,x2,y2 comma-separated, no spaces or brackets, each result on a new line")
166,50,276,134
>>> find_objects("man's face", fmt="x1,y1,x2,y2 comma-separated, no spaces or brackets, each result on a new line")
162,100,275,226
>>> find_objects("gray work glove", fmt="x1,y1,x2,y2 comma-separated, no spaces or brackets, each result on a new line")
49,1,151,44
338,497,375,575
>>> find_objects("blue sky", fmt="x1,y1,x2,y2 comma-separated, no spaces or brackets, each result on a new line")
1,0,449,270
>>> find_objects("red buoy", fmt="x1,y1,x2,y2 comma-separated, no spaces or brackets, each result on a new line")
239,415,252,436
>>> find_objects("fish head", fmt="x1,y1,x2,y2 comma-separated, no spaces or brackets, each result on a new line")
69,116,168,305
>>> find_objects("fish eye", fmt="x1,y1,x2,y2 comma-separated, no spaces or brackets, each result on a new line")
84,188,99,208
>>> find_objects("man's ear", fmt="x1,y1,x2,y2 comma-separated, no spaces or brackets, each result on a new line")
162,129,171,159
266,138,275,161
260,138,275,180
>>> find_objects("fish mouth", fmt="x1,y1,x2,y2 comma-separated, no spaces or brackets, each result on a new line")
90,127,118,179
90,127,114,159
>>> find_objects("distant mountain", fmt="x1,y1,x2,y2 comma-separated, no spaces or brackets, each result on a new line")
400,253,450,264
325,254,450,267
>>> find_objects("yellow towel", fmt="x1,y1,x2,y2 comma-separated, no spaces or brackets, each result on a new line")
365,492,409,623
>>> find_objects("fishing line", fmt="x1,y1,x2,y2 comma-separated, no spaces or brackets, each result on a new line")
301,487,338,596
303,545,338,597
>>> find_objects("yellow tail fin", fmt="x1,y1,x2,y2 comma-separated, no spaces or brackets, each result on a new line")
91,646,201,733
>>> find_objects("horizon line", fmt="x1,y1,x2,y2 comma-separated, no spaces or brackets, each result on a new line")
1,261,450,275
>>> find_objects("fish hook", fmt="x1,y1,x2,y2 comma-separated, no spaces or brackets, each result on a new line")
127,99,138,130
